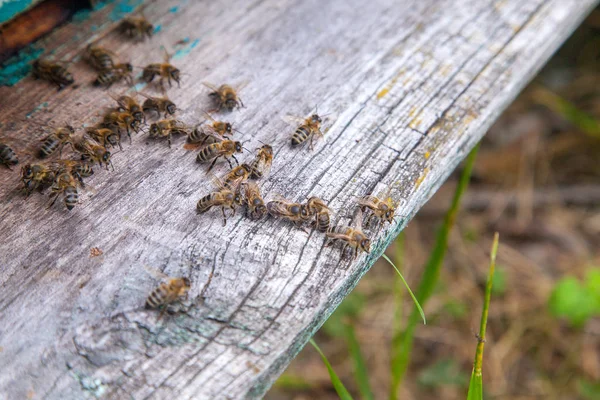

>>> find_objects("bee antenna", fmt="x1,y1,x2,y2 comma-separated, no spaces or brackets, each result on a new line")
232,128,245,135
242,146,251,152
257,139,266,145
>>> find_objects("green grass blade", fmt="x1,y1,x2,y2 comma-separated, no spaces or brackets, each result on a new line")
532,86,600,138
389,232,405,400
392,144,480,394
467,232,500,400
310,339,354,400
382,253,425,324
345,325,374,400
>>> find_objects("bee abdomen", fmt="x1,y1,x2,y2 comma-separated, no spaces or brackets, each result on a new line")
146,284,168,308
248,160,262,179
196,144,218,163
196,193,215,213
316,212,330,233
64,186,78,210
291,126,310,146
94,70,115,86
40,137,59,158
0,144,18,166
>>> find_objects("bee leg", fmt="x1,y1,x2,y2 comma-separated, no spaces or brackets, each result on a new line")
231,155,239,166
221,207,227,226
167,133,172,148
47,192,60,209
309,135,314,151
239,98,245,108
225,157,233,169
207,157,219,172
353,247,359,260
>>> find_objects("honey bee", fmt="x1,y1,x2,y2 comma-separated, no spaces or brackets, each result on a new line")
146,276,191,317
112,94,144,124
84,44,116,71
222,164,252,190
142,51,181,89
196,139,244,172
248,144,273,179
358,192,396,227
290,114,324,150
49,159,94,186
120,16,154,41
266,197,311,228
148,119,189,147
39,126,75,158
48,171,80,210
326,210,371,260
196,177,243,226
74,137,112,170
32,59,74,90
242,182,266,220
0,143,18,168
141,94,177,118
187,113,233,145
102,111,141,142
21,163,55,194
86,127,122,150
305,197,331,233
203,82,244,111
94,63,133,88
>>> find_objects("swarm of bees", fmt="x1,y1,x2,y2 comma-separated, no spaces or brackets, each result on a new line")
1,9,406,318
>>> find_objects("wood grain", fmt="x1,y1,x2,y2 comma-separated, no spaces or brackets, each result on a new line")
0,0,596,399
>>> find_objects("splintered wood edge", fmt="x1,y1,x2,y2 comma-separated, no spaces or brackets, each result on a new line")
0,0,597,399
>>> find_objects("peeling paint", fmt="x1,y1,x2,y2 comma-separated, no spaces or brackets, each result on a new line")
415,167,430,189
26,102,48,119
0,44,43,87
173,38,200,60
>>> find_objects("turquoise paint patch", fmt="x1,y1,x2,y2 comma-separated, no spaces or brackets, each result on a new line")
172,39,200,60
72,8,92,23
153,24,162,33
169,6,178,13
0,45,43,86
133,82,147,92
0,0,33,25
109,0,144,22
26,102,48,119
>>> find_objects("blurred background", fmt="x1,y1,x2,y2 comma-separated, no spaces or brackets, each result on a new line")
267,7,600,400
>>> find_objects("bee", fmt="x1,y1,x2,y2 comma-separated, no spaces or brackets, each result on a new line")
48,171,80,210
0,143,18,168
102,111,141,142
94,63,133,88
358,193,396,227
74,137,112,170
148,119,189,147
305,197,331,233
49,159,94,186
203,82,244,111
248,144,273,179
21,163,55,194
32,59,74,90
243,182,266,220
187,113,233,145
266,197,311,228
120,16,154,41
84,44,116,71
86,127,122,150
112,94,144,124
39,126,75,158
222,164,252,190
196,177,243,226
141,94,177,118
196,139,244,172
290,114,324,150
142,51,181,89
326,210,371,260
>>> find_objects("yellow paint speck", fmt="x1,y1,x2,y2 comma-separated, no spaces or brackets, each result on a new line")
424,151,431,160
377,88,390,99
415,167,430,189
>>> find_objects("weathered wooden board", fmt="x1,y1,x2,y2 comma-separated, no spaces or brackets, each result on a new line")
0,0,596,399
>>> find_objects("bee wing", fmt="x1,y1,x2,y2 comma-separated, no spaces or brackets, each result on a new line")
202,82,219,92
202,110,216,122
209,173,228,191
266,200,293,216
352,208,364,229
282,115,307,126
144,265,169,281
235,80,249,92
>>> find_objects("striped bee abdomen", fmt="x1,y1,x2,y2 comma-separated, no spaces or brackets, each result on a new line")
0,143,18,166
146,284,169,308
64,187,78,210
291,126,310,147
196,143,219,163
196,193,216,213
315,212,330,233
40,136,59,158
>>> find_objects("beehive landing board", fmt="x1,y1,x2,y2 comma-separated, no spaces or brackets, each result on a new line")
0,0,596,398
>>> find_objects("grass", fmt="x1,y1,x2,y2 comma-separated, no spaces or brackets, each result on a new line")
310,339,354,400
467,232,500,400
391,144,480,393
